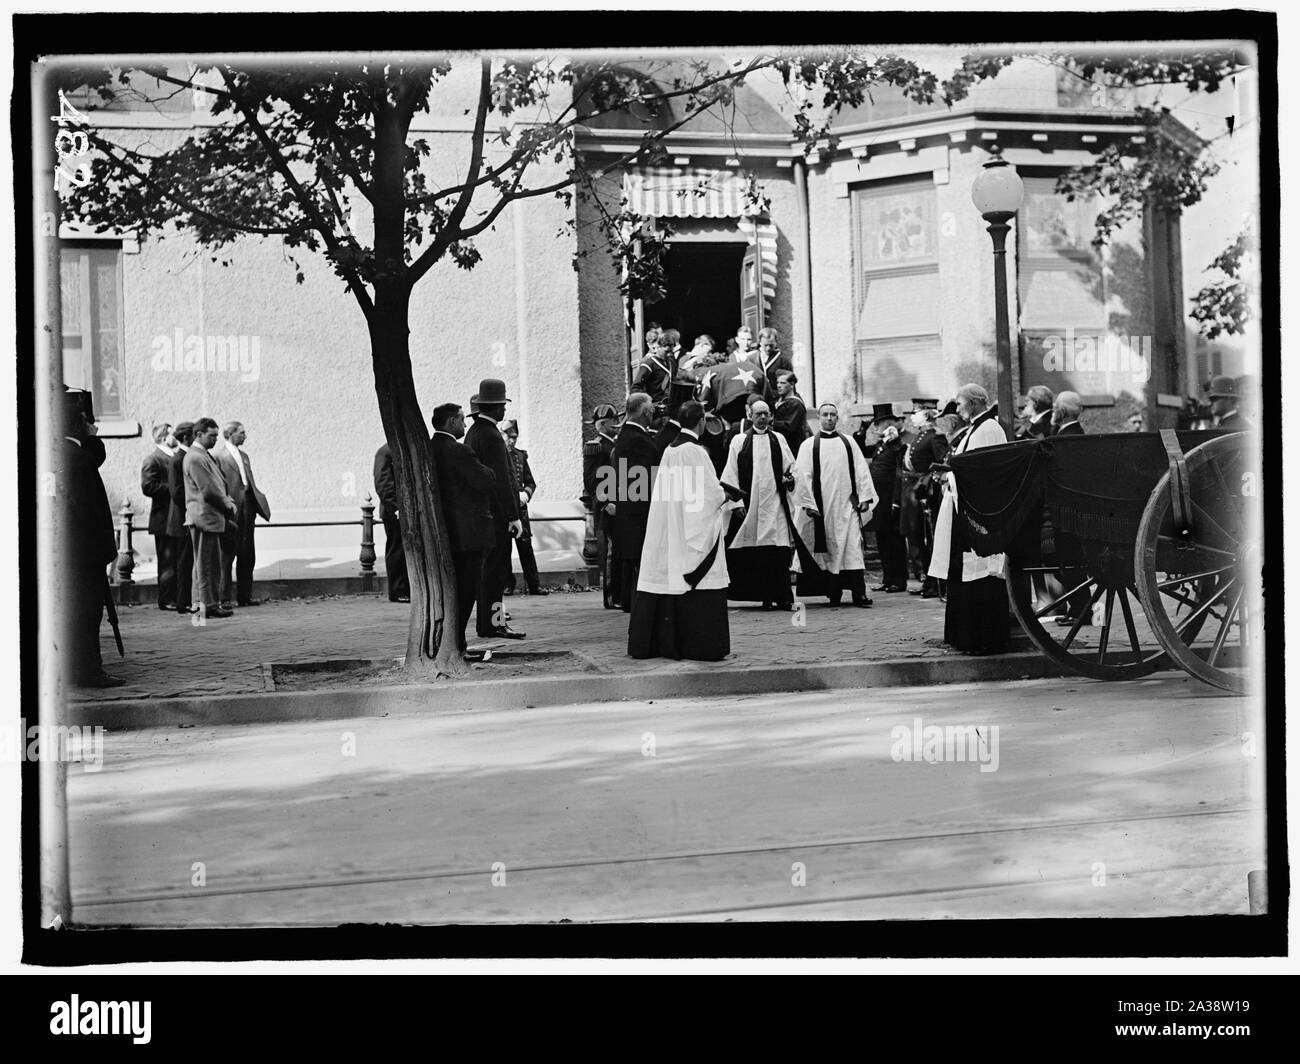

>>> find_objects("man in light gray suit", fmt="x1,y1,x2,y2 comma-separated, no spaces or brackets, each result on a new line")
184,417,237,619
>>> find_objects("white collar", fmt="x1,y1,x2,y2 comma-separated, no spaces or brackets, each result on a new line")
157,442,174,456
679,428,699,440
65,436,81,447
475,413,498,425
177,443,189,452
434,429,458,439
1058,420,1079,432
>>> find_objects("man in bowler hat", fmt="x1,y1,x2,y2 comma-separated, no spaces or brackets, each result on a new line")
1207,376,1251,431
463,378,526,639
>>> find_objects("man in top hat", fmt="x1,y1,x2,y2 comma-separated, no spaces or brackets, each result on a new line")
1207,375,1251,430
866,403,909,593
463,378,525,639
57,389,124,687
141,422,177,610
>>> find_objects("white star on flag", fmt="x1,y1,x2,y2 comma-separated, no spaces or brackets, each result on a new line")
731,367,758,385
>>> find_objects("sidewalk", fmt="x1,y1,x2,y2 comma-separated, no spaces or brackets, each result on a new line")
69,579,1061,719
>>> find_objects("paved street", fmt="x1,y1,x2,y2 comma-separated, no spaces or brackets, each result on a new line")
76,583,973,702
66,674,1264,925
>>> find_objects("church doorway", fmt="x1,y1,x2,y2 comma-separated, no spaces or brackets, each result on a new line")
644,241,745,352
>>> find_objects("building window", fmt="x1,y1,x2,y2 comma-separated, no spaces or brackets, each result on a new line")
851,179,942,401
61,243,125,419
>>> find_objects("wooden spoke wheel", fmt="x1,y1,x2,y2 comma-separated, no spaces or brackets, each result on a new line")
1135,433,1260,694
1006,537,1166,681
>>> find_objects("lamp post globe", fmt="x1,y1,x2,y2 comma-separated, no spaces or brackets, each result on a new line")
972,153,1024,438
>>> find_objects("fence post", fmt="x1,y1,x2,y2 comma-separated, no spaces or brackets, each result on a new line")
359,492,376,591
115,499,135,584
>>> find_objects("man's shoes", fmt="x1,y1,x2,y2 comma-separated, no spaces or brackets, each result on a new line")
485,625,526,640
761,601,774,611
527,587,550,596
159,603,177,611
1053,613,1091,627
920,586,940,599
871,583,890,592
852,597,874,608
76,672,125,688
220,601,234,611
237,599,262,607
390,596,410,603
885,585,907,593
206,606,234,618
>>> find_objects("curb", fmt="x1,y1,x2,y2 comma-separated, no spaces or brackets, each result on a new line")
66,652,1075,730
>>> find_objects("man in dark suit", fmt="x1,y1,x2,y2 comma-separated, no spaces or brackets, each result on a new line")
1207,375,1252,430
610,391,680,612
1052,391,1086,436
462,379,525,639
1017,385,1055,439
501,419,548,596
431,402,502,652
373,443,410,602
584,403,621,604
58,390,123,687
757,327,794,396
141,422,177,610
166,422,195,615
866,405,908,593
772,370,810,457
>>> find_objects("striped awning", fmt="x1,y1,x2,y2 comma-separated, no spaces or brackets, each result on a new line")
622,167,763,220
622,168,777,314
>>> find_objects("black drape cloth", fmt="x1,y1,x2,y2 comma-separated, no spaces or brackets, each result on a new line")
943,496,1010,654
628,588,730,660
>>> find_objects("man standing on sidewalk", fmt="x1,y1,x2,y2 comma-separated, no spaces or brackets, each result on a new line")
793,403,877,608
720,399,800,610
141,422,176,611
58,390,124,687
464,380,525,640
432,401,505,651
166,422,195,616
184,418,237,620
867,404,908,595
501,420,548,596
216,421,269,608
373,442,410,602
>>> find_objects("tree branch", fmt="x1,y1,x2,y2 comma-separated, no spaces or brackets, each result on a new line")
220,66,374,317
409,58,491,285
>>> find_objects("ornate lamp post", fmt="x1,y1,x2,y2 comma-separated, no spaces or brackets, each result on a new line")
970,150,1025,438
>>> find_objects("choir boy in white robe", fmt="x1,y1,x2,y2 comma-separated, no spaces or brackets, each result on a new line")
628,402,741,661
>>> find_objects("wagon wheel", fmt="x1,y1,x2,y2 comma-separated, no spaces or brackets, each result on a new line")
1007,537,1165,680
1135,433,1260,694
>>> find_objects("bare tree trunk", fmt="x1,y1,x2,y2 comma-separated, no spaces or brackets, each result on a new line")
369,283,468,678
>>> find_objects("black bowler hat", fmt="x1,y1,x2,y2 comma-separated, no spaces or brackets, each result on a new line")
1206,375,1238,399
63,388,95,423
476,378,510,404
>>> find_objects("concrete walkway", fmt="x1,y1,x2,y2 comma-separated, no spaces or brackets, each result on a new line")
76,582,1031,707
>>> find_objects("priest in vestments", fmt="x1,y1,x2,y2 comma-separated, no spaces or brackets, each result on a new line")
720,399,801,610
928,383,1010,654
792,402,878,607
628,402,740,661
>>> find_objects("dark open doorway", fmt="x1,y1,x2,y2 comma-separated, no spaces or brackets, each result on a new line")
644,241,744,351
